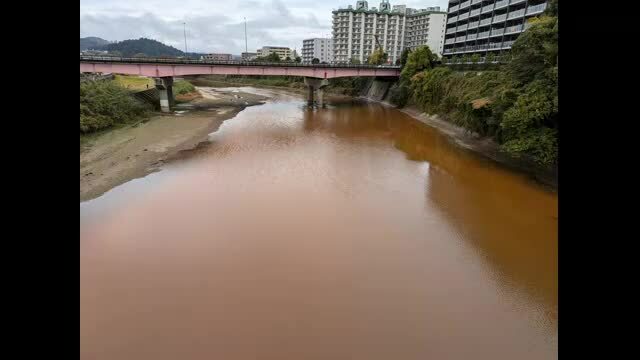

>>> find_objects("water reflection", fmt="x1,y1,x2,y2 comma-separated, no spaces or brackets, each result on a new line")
81,89,557,360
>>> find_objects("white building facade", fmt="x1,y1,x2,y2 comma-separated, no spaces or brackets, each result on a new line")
301,38,334,64
332,1,447,64
256,46,293,60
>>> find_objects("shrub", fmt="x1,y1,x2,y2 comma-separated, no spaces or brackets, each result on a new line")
80,80,150,133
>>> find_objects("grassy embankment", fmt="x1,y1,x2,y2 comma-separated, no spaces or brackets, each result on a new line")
387,3,558,169
80,75,199,149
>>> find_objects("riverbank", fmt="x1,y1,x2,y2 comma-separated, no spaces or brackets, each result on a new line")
80,88,268,201
398,105,557,190
189,75,365,97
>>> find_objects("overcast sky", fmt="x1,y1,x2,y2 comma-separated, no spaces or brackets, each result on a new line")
80,0,449,54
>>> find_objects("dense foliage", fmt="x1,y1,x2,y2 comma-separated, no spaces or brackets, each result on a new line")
173,80,196,95
367,48,388,65
99,38,183,57
254,53,281,62
80,80,150,133
80,37,110,51
389,11,558,167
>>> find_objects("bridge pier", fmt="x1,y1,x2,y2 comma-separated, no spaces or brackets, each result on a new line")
154,77,174,112
303,77,329,107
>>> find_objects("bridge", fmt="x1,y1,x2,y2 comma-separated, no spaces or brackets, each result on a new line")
80,56,401,111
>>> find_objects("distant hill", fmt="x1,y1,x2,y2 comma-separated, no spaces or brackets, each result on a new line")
100,38,184,57
81,37,208,58
80,37,110,51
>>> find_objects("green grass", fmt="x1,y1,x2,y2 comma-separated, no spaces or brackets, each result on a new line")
173,80,196,94
80,80,151,134
113,75,154,91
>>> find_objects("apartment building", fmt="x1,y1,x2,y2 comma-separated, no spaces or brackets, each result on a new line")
256,46,293,60
404,7,447,55
201,53,232,61
442,0,548,60
332,1,447,64
241,52,258,60
302,38,334,63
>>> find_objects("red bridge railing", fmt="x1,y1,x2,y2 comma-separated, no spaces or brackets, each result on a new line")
80,55,401,70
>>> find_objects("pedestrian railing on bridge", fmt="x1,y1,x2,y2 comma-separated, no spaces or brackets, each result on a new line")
80,55,401,70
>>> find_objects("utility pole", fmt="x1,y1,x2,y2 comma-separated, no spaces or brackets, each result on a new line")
244,17,248,54
183,22,188,57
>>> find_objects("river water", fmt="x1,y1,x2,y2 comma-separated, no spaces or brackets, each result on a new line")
81,87,557,360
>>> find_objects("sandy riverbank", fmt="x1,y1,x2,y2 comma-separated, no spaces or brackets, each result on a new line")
80,88,268,202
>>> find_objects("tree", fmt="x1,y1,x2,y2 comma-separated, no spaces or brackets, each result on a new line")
349,57,361,65
399,48,411,68
285,56,292,62
506,15,557,85
256,52,281,62
470,54,481,69
367,47,388,65
486,52,496,64
312,58,320,64
400,46,437,81
295,56,301,63
545,0,558,16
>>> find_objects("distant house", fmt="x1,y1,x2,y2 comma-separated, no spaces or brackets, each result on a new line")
256,46,293,60
241,52,258,61
201,53,233,61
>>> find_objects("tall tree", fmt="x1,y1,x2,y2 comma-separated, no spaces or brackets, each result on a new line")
400,46,437,82
367,48,388,65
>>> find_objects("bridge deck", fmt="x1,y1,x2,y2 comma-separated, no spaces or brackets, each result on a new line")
80,56,401,79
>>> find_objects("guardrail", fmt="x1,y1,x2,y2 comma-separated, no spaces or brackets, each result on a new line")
80,55,401,70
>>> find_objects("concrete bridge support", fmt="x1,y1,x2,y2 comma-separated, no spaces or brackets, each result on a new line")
304,77,330,107
154,77,174,112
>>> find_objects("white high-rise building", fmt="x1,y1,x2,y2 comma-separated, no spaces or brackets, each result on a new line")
332,1,447,64
302,38,334,64
405,7,447,55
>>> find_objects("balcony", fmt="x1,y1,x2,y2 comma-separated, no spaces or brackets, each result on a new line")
450,4,460,12
502,40,516,48
457,24,468,32
460,1,471,9
480,18,492,26
493,13,507,22
510,0,526,4
466,33,477,40
470,8,481,17
477,30,490,39
504,24,523,34
526,3,548,15
472,0,482,4
447,16,458,23
445,38,455,45
455,36,467,43
488,42,502,49
495,0,509,10
481,4,494,14
467,21,479,29
508,9,526,19
490,28,504,36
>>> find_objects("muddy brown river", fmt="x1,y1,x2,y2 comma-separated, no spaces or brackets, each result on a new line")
80,87,557,360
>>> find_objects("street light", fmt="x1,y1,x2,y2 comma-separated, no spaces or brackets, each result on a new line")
183,22,188,58
244,17,248,54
